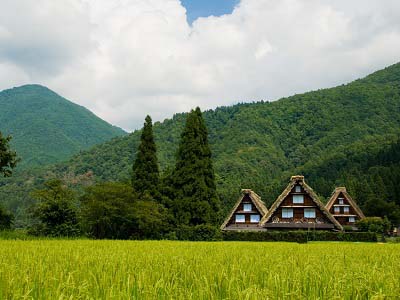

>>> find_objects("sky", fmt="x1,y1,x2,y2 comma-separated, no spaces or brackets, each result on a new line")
1,0,400,131
181,0,239,24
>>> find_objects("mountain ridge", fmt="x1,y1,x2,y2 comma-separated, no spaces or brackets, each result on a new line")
0,84,126,168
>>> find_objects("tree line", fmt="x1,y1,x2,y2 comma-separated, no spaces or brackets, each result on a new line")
1,104,400,237
1,107,222,239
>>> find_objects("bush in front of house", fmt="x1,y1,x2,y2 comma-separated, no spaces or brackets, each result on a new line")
222,230,377,242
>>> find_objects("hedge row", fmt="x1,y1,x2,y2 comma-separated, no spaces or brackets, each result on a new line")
222,230,378,243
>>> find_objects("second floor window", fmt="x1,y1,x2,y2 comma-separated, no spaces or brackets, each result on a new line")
293,195,304,204
243,203,252,212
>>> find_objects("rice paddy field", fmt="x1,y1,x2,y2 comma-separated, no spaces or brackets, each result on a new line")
0,241,399,299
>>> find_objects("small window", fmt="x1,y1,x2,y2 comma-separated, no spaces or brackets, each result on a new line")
282,208,293,218
334,206,340,213
243,203,252,212
304,208,316,218
338,198,344,204
344,206,349,213
250,214,260,223
349,216,355,223
295,185,301,193
235,214,245,223
293,195,304,204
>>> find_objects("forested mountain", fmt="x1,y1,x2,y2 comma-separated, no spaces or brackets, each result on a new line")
2,63,400,225
0,85,126,168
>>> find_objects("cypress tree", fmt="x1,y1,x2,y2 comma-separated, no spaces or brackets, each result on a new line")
132,115,160,198
171,107,221,226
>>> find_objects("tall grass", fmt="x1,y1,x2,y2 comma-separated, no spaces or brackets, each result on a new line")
0,241,398,299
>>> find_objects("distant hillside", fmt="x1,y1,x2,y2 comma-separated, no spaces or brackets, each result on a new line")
56,63,400,206
2,63,400,225
0,85,126,168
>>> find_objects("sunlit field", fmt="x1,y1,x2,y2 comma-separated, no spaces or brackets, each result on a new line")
0,241,398,299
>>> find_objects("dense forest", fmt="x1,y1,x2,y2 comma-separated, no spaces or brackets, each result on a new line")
1,63,400,227
0,84,126,168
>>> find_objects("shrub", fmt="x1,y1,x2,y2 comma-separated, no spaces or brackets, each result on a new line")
356,217,391,234
0,205,14,230
222,230,377,242
175,224,222,241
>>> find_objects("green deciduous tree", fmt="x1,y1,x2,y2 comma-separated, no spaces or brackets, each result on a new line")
170,107,221,226
132,115,160,198
356,216,391,234
80,182,136,239
0,131,18,177
80,182,169,239
0,205,14,230
131,200,170,240
30,179,80,237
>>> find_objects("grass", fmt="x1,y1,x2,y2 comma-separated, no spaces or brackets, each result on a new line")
0,241,398,299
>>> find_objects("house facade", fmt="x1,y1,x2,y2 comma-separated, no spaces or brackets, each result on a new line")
220,189,268,231
260,176,342,231
221,176,345,231
326,187,365,228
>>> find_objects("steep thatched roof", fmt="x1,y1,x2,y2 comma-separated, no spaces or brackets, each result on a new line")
259,175,343,230
220,189,268,230
326,187,366,219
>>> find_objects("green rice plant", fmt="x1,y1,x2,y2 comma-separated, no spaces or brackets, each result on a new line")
0,241,398,299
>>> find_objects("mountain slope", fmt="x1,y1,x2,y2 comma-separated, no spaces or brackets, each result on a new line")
2,63,400,225
57,63,400,206
0,85,126,168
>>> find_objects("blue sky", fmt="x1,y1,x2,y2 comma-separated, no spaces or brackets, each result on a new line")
181,0,240,24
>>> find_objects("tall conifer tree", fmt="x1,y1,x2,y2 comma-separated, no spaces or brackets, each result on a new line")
171,107,221,226
132,115,159,198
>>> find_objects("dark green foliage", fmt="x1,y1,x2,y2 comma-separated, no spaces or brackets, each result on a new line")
80,182,136,239
130,200,170,240
80,182,170,239
303,137,400,224
0,205,14,230
0,132,18,177
170,107,221,226
222,231,378,242
0,84,126,169
132,115,160,198
29,179,80,237
0,229,36,240
174,224,222,241
356,217,391,234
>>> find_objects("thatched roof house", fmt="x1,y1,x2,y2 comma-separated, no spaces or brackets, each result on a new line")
326,187,365,227
259,176,343,231
220,189,268,231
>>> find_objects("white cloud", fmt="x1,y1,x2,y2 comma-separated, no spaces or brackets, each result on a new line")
0,0,400,131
